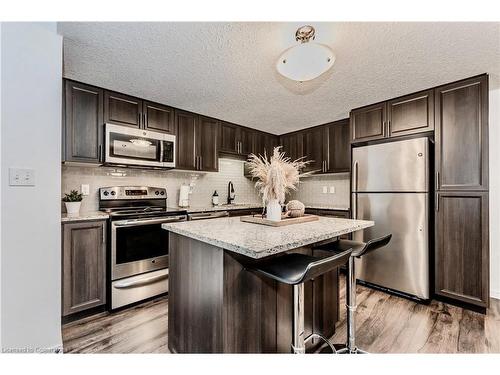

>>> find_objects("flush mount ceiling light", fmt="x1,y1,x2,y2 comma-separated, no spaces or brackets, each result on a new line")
276,25,335,82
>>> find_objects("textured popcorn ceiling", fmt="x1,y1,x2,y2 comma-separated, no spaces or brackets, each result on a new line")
58,22,500,135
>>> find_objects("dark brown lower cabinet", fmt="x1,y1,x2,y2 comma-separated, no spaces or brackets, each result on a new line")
62,220,106,317
435,191,489,308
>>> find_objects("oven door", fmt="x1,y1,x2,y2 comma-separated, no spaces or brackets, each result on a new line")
105,123,175,168
111,215,186,280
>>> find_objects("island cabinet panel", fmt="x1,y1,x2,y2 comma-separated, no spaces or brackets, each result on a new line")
350,102,387,143
143,101,175,134
62,221,106,316
167,234,340,353
387,90,434,137
435,75,488,191
63,81,103,164
168,233,224,353
435,192,489,308
104,91,142,128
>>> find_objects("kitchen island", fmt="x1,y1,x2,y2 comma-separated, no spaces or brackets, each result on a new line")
162,216,373,353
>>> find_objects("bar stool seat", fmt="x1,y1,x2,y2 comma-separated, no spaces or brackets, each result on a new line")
249,249,353,354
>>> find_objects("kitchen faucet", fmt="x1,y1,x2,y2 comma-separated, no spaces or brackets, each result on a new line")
227,181,235,204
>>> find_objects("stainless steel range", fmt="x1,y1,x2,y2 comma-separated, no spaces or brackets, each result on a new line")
99,186,187,309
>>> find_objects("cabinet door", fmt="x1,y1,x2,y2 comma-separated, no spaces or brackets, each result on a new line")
435,192,489,307
219,122,239,154
252,131,265,157
388,90,434,137
176,110,198,170
280,133,302,161
325,119,350,173
237,127,253,155
303,126,326,172
143,101,175,134
264,134,279,157
197,116,219,172
350,103,387,143
62,221,106,316
104,91,142,128
64,81,103,163
435,75,488,191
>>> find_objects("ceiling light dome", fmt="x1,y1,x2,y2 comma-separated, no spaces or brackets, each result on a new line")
276,25,335,82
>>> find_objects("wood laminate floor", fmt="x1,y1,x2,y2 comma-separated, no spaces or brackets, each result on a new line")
62,277,500,354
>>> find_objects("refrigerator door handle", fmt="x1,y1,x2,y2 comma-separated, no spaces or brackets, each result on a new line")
352,160,359,192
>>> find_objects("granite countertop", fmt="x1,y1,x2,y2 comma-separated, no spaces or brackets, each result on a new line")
163,216,373,259
61,211,109,223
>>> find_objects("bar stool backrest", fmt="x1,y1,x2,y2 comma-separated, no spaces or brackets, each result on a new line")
353,234,392,258
300,249,352,283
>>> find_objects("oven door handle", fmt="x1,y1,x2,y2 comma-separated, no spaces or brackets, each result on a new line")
114,273,169,289
113,215,186,227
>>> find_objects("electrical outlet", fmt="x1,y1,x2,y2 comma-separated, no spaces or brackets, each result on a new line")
329,186,335,194
322,186,328,194
9,168,35,186
81,184,90,196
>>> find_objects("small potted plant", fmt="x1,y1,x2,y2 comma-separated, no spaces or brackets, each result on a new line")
246,147,310,221
63,190,83,217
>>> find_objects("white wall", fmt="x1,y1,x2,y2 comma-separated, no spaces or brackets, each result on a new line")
489,83,500,299
0,23,62,352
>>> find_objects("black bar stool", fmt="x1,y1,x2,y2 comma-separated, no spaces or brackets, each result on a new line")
249,249,353,354
314,234,392,354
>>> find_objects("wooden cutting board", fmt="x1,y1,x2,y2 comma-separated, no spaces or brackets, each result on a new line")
240,214,319,227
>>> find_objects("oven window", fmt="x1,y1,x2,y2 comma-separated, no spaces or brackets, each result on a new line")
109,132,161,161
116,223,168,264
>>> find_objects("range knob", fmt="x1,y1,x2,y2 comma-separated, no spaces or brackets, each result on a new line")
103,191,109,196
160,191,165,196
111,191,116,196
155,191,160,195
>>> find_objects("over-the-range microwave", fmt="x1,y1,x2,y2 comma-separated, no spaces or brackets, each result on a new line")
104,123,176,169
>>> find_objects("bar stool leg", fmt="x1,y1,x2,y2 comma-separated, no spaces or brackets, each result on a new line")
346,256,357,353
292,283,306,354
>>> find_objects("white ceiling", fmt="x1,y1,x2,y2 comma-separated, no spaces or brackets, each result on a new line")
58,22,500,135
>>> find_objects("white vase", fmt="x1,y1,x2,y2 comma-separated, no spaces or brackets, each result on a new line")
65,201,81,217
266,199,282,221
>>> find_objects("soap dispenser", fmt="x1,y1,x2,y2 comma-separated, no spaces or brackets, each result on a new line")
212,191,219,206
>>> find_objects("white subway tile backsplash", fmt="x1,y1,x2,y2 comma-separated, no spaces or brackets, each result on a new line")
62,158,262,212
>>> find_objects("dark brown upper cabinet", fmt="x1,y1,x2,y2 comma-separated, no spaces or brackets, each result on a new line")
325,119,351,173
280,132,303,162
435,191,489,308
175,110,198,170
303,126,327,172
63,80,104,164
104,91,142,128
435,75,488,191
197,116,219,172
350,102,386,143
176,111,219,172
219,122,239,154
143,100,175,134
387,90,434,137
253,132,279,157
62,220,106,317
238,127,253,155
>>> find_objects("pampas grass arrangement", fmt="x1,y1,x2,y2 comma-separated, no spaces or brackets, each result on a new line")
246,147,311,207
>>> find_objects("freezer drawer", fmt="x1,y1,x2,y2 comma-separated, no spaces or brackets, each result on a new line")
352,192,429,299
352,137,429,192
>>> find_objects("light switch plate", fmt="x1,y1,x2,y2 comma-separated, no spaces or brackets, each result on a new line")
322,186,328,194
81,184,90,196
329,186,335,194
9,168,35,186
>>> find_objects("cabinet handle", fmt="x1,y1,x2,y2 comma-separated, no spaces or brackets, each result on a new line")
436,171,440,190
199,156,202,170
196,156,200,170
238,141,241,154
435,193,439,211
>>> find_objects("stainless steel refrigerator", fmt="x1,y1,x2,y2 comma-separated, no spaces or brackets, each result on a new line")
351,137,430,300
